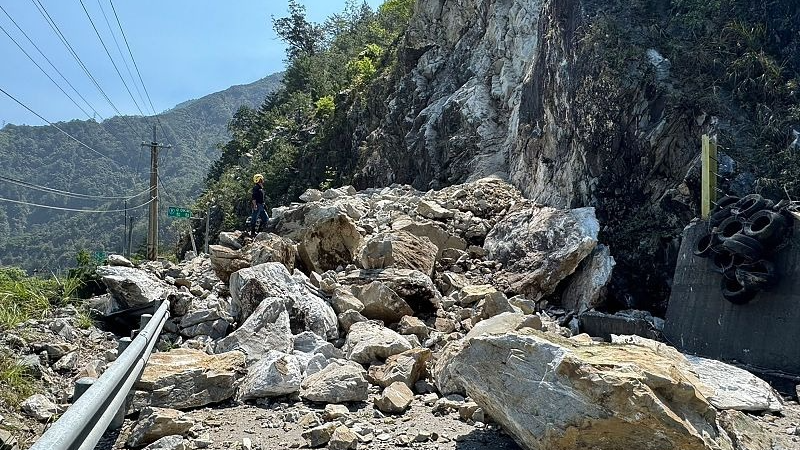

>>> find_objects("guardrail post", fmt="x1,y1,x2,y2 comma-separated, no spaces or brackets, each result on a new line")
110,398,128,430
118,337,132,354
73,377,95,402
140,313,153,329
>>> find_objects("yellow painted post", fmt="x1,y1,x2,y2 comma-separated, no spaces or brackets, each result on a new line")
701,134,718,220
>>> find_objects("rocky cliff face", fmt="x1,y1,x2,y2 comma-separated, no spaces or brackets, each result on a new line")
352,0,709,311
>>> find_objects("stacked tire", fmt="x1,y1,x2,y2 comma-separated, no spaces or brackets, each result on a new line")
694,194,792,304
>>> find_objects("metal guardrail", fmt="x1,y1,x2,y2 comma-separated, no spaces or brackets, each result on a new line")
31,300,170,450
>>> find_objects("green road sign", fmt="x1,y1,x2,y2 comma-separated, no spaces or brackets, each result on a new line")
168,206,192,218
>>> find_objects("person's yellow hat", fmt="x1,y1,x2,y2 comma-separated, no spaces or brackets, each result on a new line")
253,174,264,183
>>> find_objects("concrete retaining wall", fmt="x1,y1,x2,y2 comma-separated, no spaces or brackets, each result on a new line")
664,220,800,375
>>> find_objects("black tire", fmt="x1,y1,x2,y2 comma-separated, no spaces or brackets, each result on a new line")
714,216,745,241
745,209,789,247
712,250,735,272
715,195,740,209
721,233,764,261
709,205,734,228
720,277,758,305
731,194,768,218
736,260,778,290
693,233,719,258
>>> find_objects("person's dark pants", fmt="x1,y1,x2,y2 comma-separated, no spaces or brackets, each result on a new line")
250,203,268,234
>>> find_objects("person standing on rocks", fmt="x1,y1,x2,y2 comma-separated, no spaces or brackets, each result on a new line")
249,173,268,236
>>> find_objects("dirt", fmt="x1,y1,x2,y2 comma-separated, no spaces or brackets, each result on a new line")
96,396,800,450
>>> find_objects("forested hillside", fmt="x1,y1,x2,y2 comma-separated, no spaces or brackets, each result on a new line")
0,73,281,271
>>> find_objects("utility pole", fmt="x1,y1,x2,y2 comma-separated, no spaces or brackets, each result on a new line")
141,125,171,260
128,216,135,257
123,200,127,256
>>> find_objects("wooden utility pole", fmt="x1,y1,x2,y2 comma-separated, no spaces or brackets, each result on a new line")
142,125,171,260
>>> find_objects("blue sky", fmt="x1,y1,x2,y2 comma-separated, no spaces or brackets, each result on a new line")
0,0,383,126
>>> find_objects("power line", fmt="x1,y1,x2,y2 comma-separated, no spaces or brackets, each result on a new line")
108,0,172,145
0,195,155,213
96,0,148,115
30,0,144,140
0,22,93,119
0,174,153,200
0,4,102,120
0,86,117,163
78,0,147,117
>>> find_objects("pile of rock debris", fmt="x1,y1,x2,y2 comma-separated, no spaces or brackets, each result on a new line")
9,178,797,450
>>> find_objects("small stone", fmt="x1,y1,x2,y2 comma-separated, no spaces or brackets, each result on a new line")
414,380,437,394
471,408,485,423
298,412,321,428
323,404,350,422
142,435,187,450
376,433,392,442
458,402,480,421
301,422,337,448
328,426,359,450
0,428,19,450
21,394,58,421
414,430,438,442
52,351,79,371
432,394,465,414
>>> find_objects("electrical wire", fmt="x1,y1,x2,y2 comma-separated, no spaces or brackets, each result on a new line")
0,86,120,163
78,0,146,117
0,174,153,200
109,0,172,145
0,22,92,119
95,0,148,115
0,4,102,120
30,0,144,140
0,194,155,213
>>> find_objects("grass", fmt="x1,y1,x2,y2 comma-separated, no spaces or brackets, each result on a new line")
0,352,36,407
0,267,55,330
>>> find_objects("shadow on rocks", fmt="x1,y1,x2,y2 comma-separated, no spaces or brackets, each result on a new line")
454,427,521,450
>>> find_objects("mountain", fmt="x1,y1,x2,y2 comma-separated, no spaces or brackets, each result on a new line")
0,73,282,272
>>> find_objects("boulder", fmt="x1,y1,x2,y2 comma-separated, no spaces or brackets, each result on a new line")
417,199,455,220
350,281,414,323
561,244,615,313
374,382,414,414
293,331,342,359
433,312,532,395
330,287,364,314
237,351,303,400
299,188,323,203
96,265,173,309
397,315,429,340
358,231,438,277
136,348,245,409
298,213,363,273
142,436,187,450
685,355,783,413
339,268,440,313
107,254,134,267
214,297,292,361
337,310,367,333
300,359,369,403
449,329,744,450
343,321,413,364
126,407,194,448
484,205,599,297
246,233,298,272
209,245,250,283
218,231,243,250
229,263,337,339
368,348,431,388
20,394,58,421
458,284,499,306
392,218,467,257
473,291,516,322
